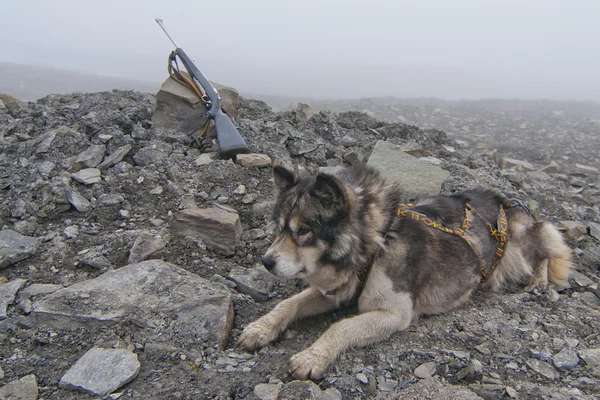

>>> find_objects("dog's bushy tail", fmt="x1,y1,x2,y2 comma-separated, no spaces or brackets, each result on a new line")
489,214,574,291
541,221,574,286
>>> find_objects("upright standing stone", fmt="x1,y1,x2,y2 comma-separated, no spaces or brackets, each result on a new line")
170,207,242,256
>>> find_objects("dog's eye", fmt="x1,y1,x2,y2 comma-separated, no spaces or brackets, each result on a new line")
297,227,312,238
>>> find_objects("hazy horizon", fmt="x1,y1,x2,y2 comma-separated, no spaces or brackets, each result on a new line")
2,0,599,101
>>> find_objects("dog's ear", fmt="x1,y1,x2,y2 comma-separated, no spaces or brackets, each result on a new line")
311,173,347,210
273,163,296,193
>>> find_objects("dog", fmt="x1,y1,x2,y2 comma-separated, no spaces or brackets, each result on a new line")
238,162,573,380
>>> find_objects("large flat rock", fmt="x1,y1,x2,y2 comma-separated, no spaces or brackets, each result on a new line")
31,260,233,349
367,140,450,199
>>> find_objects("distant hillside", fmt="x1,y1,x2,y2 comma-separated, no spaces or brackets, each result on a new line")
0,62,160,101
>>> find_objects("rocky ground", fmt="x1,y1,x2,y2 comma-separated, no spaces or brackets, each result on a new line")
263,96,600,173
0,87,599,400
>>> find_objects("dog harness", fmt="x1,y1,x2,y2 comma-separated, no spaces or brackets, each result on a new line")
397,200,510,283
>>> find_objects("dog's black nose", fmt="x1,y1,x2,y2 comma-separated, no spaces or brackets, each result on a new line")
261,255,276,271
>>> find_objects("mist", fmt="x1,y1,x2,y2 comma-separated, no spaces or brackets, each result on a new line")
2,0,599,101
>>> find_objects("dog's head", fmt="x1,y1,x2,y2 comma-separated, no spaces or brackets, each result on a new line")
261,163,356,291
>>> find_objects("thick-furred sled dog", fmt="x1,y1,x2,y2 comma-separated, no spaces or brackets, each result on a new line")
238,162,573,380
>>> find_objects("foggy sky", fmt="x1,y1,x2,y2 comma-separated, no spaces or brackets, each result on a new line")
2,0,599,100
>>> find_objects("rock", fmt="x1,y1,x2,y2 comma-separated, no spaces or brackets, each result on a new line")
99,194,125,206
71,168,101,185
579,349,600,368
530,347,552,361
241,229,266,241
151,76,208,135
194,153,216,166
72,144,106,170
11,199,27,218
253,383,280,400
367,140,450,199
212,81,241,120
547,288,561,302
505,361,519,370
502,170,524,186
456,360,484,381
0,230,41,269
420,156,444,166
287,140,318,156
59,348,140,397
552,347,579,370
227,266,277,302
277,380,341,400
572,291,600,307
0,374,38,400
505,386,518,398
37,161,55,176
444,349,471,359
97,144,132,170
170,207,242,256
236,153,272,168
540,161,561,174
242,193,258,204
31,260,234,349
377,378,398,392
356,373,369,384
63,225,79,239
589,222,600,240
128,230,166,264
503,157,536,171
575,163,599,173
0,93,27,117
565,338,580,348
17,283,63,300
149,186,163,195
340,135,357,147
0,279,26,319
570,270,595,287
295,103,313,123
414,362,438,379
558,220,587,240
233,185,247,195
64,186,91,212
30,126,78,154
526,359,559,380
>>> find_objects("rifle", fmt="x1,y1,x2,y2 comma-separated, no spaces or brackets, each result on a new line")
155,18,249,159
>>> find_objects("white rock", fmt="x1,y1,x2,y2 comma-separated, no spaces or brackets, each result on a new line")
236,153,272,168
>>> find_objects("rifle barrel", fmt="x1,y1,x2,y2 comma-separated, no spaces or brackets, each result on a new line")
155,18,179,48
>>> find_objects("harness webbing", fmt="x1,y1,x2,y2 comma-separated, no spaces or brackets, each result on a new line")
397,202,509,283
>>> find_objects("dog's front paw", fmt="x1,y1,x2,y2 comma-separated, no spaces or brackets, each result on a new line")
238,319,280,351
288,347,332,380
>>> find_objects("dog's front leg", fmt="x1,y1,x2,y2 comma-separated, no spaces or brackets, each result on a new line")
289,300,413,380
238,287,337,351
